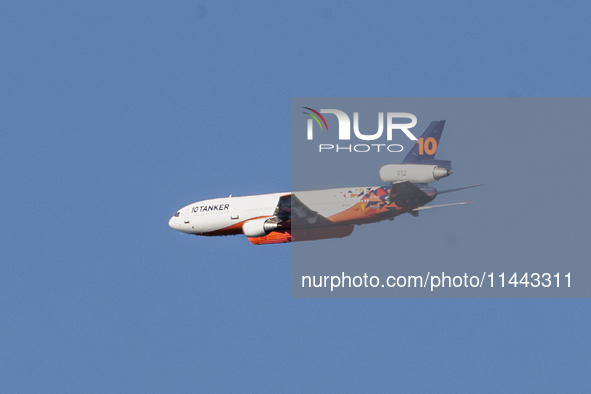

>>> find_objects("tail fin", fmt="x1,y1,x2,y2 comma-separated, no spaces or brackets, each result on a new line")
402,120,450,169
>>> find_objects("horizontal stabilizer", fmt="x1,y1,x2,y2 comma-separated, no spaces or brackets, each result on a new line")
412,201,474,211
437,184,483,194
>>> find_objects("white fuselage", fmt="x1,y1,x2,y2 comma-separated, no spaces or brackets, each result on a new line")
168,187,376,236
168,192,283,235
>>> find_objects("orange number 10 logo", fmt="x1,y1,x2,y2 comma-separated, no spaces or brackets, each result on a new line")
417,137,437,155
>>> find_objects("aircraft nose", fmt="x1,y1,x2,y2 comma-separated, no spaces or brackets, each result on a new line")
169,215,181,230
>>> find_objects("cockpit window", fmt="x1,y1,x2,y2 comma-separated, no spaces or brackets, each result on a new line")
174,211,180,217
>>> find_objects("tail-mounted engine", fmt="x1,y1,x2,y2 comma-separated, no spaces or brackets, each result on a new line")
379,164,451,184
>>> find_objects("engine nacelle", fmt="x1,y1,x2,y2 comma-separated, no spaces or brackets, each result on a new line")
379,164,451,184
242,217,280,238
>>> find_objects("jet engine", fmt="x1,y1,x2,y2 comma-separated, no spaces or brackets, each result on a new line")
242,217,280,237
379,164,451,184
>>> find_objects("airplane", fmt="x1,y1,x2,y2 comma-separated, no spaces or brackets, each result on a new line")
168,120,480,245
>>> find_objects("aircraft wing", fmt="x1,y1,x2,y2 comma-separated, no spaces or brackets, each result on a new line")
388,181,432,207
274,194,334,228
413,201,474,210
437,184,483,194
407,201,474,217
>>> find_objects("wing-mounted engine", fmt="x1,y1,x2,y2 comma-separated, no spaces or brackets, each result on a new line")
242,217,281,238
243,216,291,245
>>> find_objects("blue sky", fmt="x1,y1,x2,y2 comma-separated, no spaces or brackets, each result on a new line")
1,1,590,392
